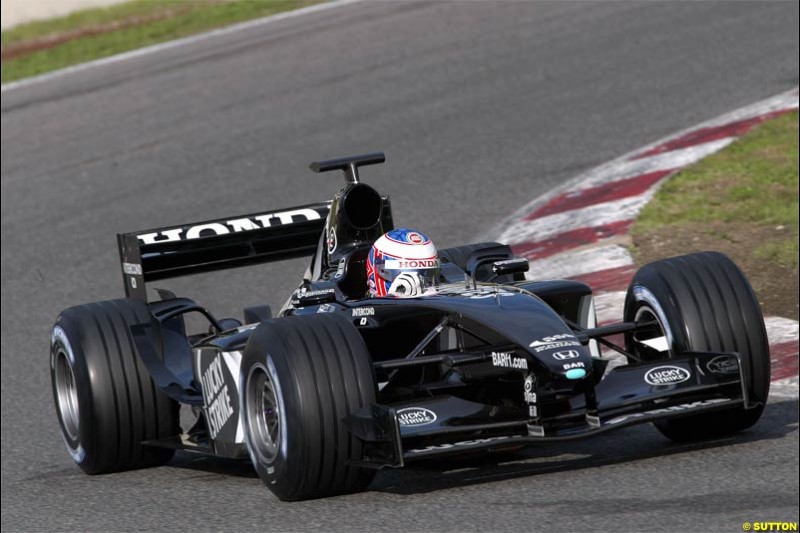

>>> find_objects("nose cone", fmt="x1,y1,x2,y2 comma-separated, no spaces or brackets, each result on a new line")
528,342,593,380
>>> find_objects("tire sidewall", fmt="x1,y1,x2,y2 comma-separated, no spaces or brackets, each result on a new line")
624,283,686,360
50,314,95,470
50,300,179,474
240,329,305,500
240,315,377,500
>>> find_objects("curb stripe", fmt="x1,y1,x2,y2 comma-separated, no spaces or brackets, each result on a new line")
525,244,633,281
570,266,636,294
593,291,627,325
634,108,797,159
501,194,653,245
764,316,799,345
771,341,800,381
526,169,674,220
573,138,735,192
512,220,633,261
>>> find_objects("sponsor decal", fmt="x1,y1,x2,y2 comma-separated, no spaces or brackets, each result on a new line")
529,333,582,353
644,365,691,386
524,391,537,403
200,355,235,439
407,436,512,454
397,407,437,427
562,361,585,370
524,393,537,404
327,226,337,255
137,207,322,245
316,304,336,313
294,288,335,300
606,398,729,425
492,258,528,267
434,284,516,299
552,350,580,360
527,424,545,437
407,232,424,244
491,351,528,370
386,229,431,246
706,355,739,375
334,258,346,279
352,307,375,317
492,258,529,274
523,374,537,414
122,262,143,275
384,259,440,269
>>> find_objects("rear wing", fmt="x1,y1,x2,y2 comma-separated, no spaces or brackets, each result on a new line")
117,202,330,300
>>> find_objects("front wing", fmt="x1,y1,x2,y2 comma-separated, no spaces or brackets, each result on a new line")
348,351,754,467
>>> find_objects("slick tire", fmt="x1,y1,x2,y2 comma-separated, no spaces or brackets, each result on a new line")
50,299,179,474
623,252,770,442
241,313,377,501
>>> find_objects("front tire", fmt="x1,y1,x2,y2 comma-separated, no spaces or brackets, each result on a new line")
623,252,770,442
50,299,179,474
241,313,377,501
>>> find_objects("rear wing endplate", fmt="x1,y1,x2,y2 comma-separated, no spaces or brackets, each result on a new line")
117,201,330,300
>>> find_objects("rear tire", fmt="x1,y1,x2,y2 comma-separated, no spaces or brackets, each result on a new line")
623,252,770,442
50,299,179,474
241,313,377,501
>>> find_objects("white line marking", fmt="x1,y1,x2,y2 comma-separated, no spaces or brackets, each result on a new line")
526,245,633,281
501,194,652,245
1,0,366,93
765,317,800,346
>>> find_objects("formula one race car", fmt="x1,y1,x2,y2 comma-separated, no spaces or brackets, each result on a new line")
50,153,770,501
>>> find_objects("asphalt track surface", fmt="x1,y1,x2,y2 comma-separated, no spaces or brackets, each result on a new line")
2,1,799,531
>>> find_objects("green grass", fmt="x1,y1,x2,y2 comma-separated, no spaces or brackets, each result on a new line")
634,111,799,268
1,0,323,84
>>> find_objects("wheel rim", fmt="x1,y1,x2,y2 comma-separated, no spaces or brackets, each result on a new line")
245,364,281,463
54,348,80,442
633,305,671,360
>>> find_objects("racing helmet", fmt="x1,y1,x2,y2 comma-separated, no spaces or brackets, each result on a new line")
366,229,440,297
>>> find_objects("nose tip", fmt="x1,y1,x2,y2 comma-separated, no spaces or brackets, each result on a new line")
565,368,587,380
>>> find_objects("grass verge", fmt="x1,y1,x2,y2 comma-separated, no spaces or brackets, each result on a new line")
1,0,324,84
633,111,799,319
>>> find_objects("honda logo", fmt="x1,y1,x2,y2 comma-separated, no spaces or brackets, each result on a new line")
552,350,580,360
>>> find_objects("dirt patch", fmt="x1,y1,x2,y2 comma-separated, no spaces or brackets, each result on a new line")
633,222,798,320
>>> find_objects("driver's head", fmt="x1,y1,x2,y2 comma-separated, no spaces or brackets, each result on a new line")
366,229,440,297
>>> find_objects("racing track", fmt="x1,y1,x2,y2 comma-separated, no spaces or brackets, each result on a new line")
2,1,798,530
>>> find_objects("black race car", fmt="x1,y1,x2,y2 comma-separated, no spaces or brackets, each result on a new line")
50,153,770,501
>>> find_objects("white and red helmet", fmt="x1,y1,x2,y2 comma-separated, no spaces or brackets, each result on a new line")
366,229,440,297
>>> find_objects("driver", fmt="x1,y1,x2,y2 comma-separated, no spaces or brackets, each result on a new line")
366,229,440,297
